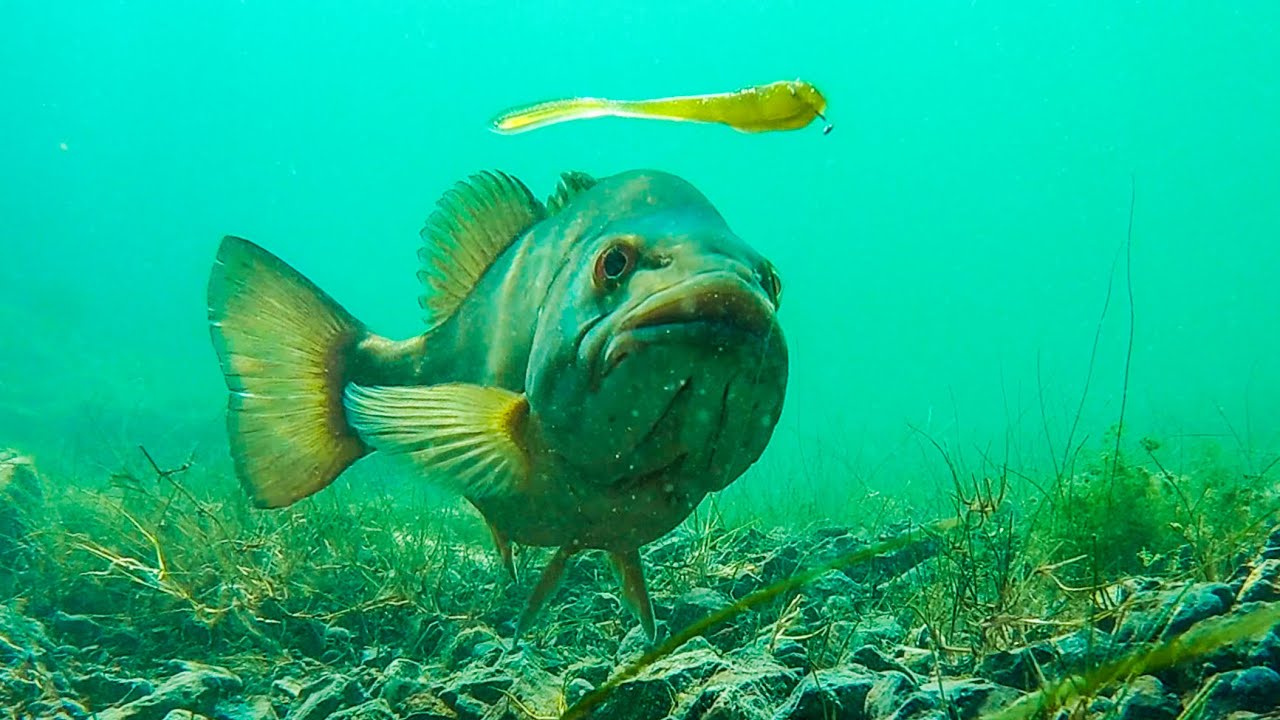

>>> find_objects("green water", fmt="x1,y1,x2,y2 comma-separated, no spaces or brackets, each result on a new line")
2,1,1277,516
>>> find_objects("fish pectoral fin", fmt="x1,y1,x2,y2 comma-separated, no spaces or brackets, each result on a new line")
514,545,577,644
545,170,598,215
417,171,546,331
343,383,532,499
610,549,657,642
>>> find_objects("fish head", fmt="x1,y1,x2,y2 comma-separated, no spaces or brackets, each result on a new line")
526,170,788,499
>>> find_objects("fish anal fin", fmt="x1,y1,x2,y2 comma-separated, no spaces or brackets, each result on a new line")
342,383,532,498
611,549,656,642
546,170,598,215
417,171,546,330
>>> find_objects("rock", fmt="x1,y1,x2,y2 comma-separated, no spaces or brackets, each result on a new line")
446,671,513,705
73,671,154,707
669,588,731,632
0,602,55,662
672,656,797,720
49,611,104,646
852,645,916,680
287,674,366,720
447,626,504,669
808,617,908,669
372,658,427,706
438,691,488,720
1112,675,1179,720
50,611,141,652
1201,667,1280,715
594,644,729,720
643,525,698,567
725,567,767,598
213,695,278,720
811,525,858,542
864,671,921,720
617,621,667,664
1116,583,1235,643
0,609,66,714
0,451,42,540
566,678,594,706
913,679,1021,720
898,647,937,677
358,645,394,670
979,645,1054,691
1035,627,1120,678
271,677,304,701
390,690,455,720
97,666,242,720
1260,525,1280,561
841,527,937,587
1249,625,1280,673
567,660,611,689
321,625,357,664
852,615,908,648
26,698,91,719
760,542,804,585
287,618,333,660
771,668,877,720
403,613,454,659
438,647,562,720
328,699,397,720
770,639,808,670
1237,560,1280,603
808,570,861,601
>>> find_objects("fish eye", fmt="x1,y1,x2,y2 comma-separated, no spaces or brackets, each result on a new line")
594,243,636,289
763,264,783,308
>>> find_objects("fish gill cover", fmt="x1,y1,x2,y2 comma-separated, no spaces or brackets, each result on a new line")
1,2,1279,719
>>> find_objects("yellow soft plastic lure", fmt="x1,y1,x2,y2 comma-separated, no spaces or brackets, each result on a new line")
491,79,831,135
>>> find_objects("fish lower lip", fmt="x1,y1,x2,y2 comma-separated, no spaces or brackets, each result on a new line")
602,321,764,376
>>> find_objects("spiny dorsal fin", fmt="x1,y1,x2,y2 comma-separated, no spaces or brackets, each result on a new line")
418,171,546,330
342,383,531,498
546,170,598,215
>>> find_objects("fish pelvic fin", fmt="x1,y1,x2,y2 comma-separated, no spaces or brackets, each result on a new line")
418,171,545,331
485,517,518,583
514,545,577,645
342,383,532,499
490,97,617,134
208,236,369,508
610,549,657,642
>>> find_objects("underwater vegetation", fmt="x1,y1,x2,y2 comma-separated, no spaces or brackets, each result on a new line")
1,428,1277,719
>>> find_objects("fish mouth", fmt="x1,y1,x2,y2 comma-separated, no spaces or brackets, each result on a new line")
602,272,776,376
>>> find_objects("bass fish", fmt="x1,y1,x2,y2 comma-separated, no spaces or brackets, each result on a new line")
207,169,789,641
492,79,832,135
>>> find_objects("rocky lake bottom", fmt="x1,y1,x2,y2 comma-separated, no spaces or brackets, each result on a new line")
3,520,1280,719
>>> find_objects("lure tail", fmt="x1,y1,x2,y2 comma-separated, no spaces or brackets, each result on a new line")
491,97,619,134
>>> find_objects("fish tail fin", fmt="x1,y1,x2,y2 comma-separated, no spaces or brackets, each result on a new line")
490,97,618,134
207,235,370,508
